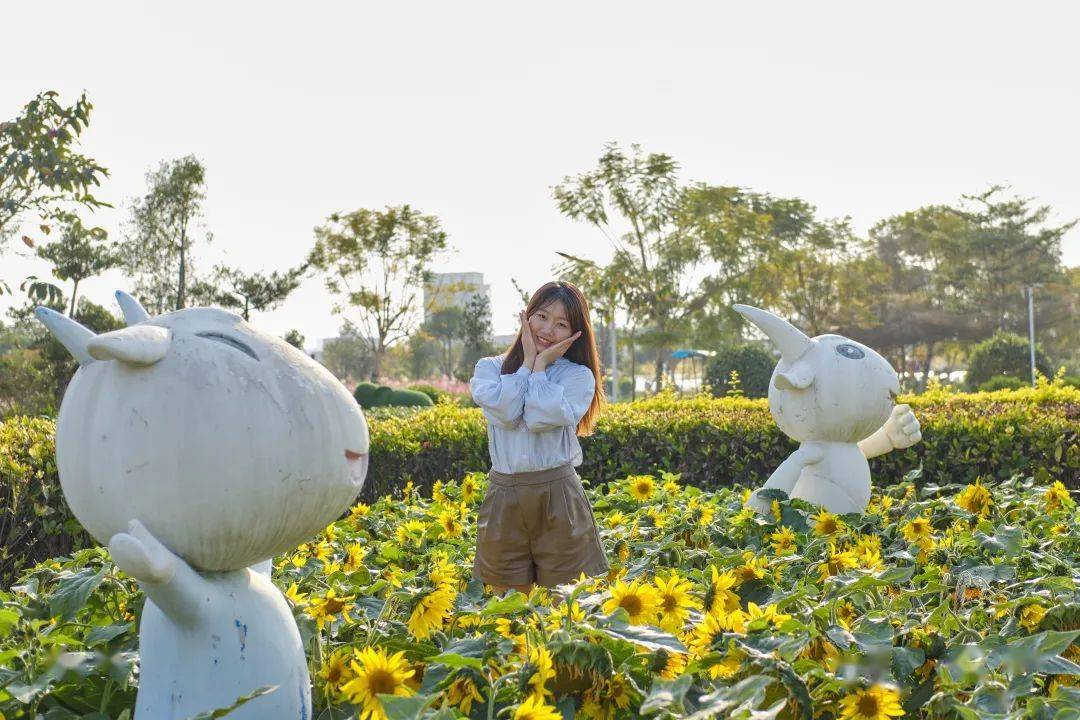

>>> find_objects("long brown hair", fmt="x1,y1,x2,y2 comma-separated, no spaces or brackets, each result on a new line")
500,281,605,436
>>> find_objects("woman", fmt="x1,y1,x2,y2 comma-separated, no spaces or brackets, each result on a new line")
469,281,609,595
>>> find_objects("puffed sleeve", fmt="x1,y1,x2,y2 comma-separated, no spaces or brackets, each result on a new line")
470,356,531,427
523,364,595,432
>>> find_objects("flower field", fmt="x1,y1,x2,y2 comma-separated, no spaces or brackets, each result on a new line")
2,469,1080,719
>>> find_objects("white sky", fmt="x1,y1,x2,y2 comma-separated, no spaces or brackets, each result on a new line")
2,2,1077,346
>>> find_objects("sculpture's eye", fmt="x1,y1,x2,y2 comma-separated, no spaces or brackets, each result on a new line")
195,332,259,361
835,343,865,360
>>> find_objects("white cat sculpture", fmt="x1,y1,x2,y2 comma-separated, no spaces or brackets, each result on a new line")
36,291,369,719
733,304,922,516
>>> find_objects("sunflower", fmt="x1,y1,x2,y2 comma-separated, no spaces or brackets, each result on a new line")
343,543,366,573
308,588,355,630
429,553,458,588
317,648,356,695
526,644,555,697
956,479,992,516
708,639,747,679
1020,603,1047,632
606,511,627,529
406,584,456,640
461,474,482,504
607,673,634,709
349,502,371,519
735,552,768,584
1045,481,1074,513
342,647,415,720
654,573,701,632
602,578,660,625
704,566,740,615
687,610,727,655
437,508,463,538
431,480,446,503
659,650,688,679
818,546,859,583
513,693,562,720
811,509,845,537
746,602,791,630
283,582,308,606
627,474,656,502
838,684,904,720
836,600,858,630
394,519,428,546
547,600,586,631
770,526,797,555
445,673,485,714
901,516,932,543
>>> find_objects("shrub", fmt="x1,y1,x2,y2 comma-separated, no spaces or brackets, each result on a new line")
353,381,381,407
704,345,774,398
978,376,1027,392
0,416,91,585
966,331,1053,390
361,383,1079,501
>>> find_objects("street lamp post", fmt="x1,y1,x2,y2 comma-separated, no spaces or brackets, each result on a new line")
1025,285,1043,387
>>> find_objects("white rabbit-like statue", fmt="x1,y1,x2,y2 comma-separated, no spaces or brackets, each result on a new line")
733,304,922,515
36,291,369,719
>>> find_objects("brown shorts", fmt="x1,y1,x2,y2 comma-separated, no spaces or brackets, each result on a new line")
472,464,610,588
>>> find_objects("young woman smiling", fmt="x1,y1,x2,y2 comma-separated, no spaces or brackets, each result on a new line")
469,281,608,595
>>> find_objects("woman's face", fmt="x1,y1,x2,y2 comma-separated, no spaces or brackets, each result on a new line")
529,300,574,351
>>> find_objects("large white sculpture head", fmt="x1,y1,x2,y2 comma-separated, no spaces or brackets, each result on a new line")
36,291,369,572
733,304,899,443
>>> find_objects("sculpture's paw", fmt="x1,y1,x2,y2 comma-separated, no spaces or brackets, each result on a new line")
108,519,176,583
885,404,922,449
746,490,774,516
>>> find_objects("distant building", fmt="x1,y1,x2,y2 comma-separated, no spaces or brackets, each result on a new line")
424,272,490,320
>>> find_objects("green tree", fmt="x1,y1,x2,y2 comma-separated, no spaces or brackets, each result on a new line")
283,329,305,350
308,205,449,381
704,344,775,399
554,143,705,391
422,305,464,379
458,292,494,380
949,186,1075,333
965,331,1052,389
320,321,375,384
34,213,120,315
404,330,440,381
119,155,209,313
200,264,305,321
0,91,109,250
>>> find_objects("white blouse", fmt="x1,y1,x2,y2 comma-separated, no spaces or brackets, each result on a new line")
470,354,596,474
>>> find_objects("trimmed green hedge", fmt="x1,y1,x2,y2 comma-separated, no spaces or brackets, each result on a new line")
363,383,1079,501
2,384,1076,576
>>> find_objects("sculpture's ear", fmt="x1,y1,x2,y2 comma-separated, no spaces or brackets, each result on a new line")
87,325,172,365
34,307,97,365
774,360,815,390
115,290,150,325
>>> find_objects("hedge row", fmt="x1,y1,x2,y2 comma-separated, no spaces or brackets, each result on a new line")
1,384,1076,583
364,383,1079,501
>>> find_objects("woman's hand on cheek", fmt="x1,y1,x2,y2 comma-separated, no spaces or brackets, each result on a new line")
533,331,581,372
519,310,538,369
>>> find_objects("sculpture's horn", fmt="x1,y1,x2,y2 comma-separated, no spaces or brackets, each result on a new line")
115,290,150,325
732,304,813,364
87,325,172,365
34,307,97,365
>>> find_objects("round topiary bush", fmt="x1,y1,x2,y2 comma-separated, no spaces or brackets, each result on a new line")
966,331,1053,390
353,382,434,409
384,388,434,408
353,381,380,407
704,344,775,398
